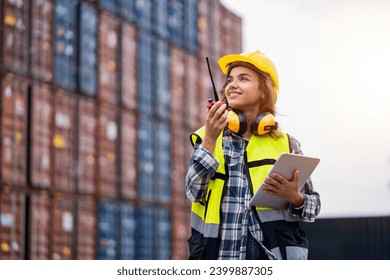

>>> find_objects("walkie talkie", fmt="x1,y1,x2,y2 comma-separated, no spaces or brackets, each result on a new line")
206,57,219,111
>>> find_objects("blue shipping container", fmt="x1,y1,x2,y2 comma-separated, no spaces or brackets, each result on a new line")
79,2,97,97
184,0,198,53
168,0,184,47
154,39,170,121
152,0,169,39
134,0,152,31
97,201,119,259
98,0,118,14
154,122,171,203
119,202,137,259
136,206,154,259
137,31,153,115
54,0,78,91
155,208,171,259
118,0,136,23
137,116,154,201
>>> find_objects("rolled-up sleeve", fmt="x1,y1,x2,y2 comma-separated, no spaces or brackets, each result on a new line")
185,144,219,202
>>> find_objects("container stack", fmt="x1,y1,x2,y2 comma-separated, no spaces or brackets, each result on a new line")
0,0,242,260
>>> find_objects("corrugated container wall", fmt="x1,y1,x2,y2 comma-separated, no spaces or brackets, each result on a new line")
0,0,243,260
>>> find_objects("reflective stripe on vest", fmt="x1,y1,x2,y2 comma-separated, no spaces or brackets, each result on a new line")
190,127,291,237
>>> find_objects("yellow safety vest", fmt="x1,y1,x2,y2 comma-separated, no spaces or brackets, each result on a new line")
190,127,291,229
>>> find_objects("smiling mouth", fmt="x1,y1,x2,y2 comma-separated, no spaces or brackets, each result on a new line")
229,92,241,97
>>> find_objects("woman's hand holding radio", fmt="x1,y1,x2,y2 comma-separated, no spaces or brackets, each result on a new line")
202,101,228,154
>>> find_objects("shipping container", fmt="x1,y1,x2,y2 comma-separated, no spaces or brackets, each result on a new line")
0,0,29,75
219,4,242,57
155,207,171,259
152,0,169,39
54,0,78,91
75,195,96,259
98,11,119,105
134,0,152,31
118,201,136,259
137,30,153,115
98,0,118,15
171,206,190,260
167,0,184,48
183,0,198,53
169,46,185,127
153,38,170,121
118,0,135,23
51,192,75,260
170,127,188,208
30,0,54,82
0,190,26,260
120,22,137,110
97,200,119,259
119,110,137,200
75,96,97,194
28,191,51,259
79,2,98,97
183,54,201,131
154,122,171,204
137,115,154,201
96,103,119,198
0,73,28,187
52,89,76,193
136,205,153,259
29,81,52,189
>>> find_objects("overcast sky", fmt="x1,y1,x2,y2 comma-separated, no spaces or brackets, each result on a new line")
220,0,390,217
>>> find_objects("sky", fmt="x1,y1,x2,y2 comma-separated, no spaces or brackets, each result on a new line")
220,0,390,218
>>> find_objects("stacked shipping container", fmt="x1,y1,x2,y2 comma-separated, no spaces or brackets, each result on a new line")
0,0,242,259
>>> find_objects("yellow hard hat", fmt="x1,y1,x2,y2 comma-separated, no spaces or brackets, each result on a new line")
218,50,279,102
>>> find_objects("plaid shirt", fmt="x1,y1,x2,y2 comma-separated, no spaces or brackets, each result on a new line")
185,129,321,260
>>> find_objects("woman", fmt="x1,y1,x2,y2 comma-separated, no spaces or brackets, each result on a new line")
185,50,321,260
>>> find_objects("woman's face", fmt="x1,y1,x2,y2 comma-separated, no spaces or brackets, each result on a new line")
224,66,263,113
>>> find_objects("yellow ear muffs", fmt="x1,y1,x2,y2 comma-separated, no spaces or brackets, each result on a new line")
227,108,247,135
250,112,278,135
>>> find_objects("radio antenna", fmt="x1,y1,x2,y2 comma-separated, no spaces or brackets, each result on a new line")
206,57,219,101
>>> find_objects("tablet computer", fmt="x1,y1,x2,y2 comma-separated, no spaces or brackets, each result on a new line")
249,153,320,210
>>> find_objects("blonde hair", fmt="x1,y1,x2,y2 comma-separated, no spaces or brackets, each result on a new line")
219,61,283,139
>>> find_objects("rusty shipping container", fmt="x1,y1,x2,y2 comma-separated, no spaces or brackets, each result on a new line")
0,73,28,186
169,46,185,127
154,38,170,121
52,89,76,193
120,22,137,110
28,191,51,259
76,96,97,195
219,4,242,58
98,11,119,105
170,127,189,208
51,192,74,259
119,110,137,200
96,103,118,198
183,54,202,131
30,81,52,189
0,0,29,75
75,195,96,259
30,0,54,82
0,189,26,260
171,206,191,260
